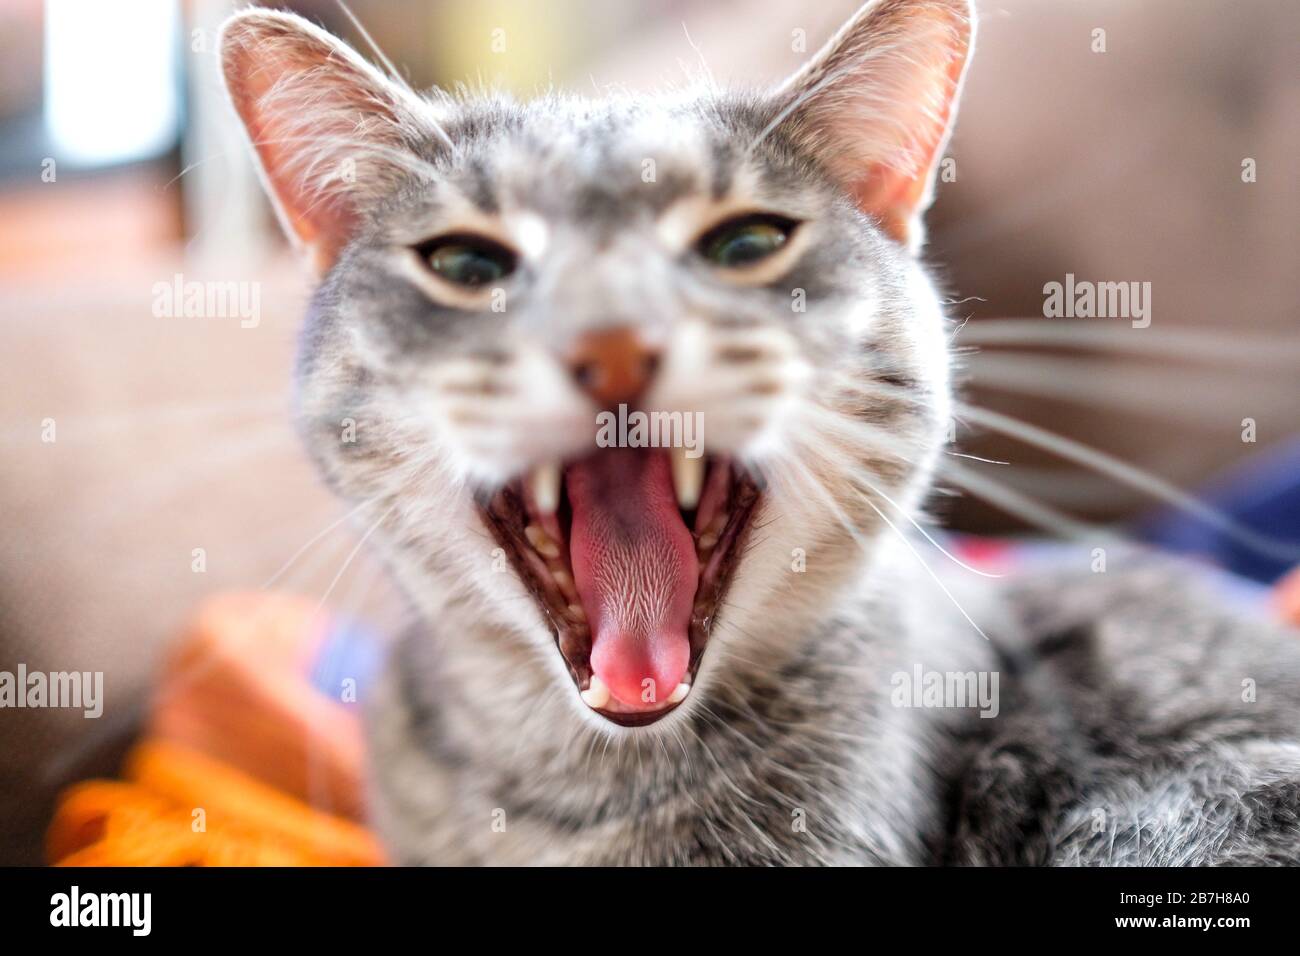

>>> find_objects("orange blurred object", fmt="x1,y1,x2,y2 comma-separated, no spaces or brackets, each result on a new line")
148,592,368,820
1275,566,1300,628
46,593,383,866
48,741,384,866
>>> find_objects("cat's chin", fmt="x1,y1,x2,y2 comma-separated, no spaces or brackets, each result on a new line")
477,448,761,727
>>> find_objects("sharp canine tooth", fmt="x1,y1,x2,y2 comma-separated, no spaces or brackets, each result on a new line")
581,676,610,709
524,524,560,559
670,447,704,510
530,461,561,515
667,682,691,704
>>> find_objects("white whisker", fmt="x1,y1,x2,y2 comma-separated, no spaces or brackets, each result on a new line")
962,353,1292,421
0,394,286,444
777,450,990,640
941,458,1120,542
314,501,399,613
262,495,380,590
959,319,1300,365
956,402,1300,562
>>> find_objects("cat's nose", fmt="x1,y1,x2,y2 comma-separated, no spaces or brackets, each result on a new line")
567,328,660,407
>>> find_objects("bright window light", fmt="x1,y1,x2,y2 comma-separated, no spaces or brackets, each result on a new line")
44,0,182,167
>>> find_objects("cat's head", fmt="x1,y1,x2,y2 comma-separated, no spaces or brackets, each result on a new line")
220,0,972,732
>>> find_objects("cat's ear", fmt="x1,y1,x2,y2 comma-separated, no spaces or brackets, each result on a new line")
218,10,446,273
772,0,973,251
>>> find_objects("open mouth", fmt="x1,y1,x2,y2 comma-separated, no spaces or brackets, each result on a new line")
479,448,761,727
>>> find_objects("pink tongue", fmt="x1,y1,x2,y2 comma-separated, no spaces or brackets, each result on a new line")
567,450,698,710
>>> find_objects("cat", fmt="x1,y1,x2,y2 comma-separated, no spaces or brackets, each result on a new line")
218,0,1300,865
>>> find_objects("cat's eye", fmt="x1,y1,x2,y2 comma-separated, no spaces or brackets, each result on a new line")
698,214,798,269
419,235,517,288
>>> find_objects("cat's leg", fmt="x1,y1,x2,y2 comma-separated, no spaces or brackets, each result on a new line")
1048,742,1300,865
364,627,473,865
950,554,1300,865
948,713,1300,865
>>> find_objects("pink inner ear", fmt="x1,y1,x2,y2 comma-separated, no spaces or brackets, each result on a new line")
783,1,973,247
220,13,417,273
222,31,362,270
845,28,969,245
237,87,361,269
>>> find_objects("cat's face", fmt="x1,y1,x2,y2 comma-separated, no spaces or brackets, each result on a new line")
221,0,972,733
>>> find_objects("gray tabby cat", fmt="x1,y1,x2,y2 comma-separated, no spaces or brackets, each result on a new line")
219,0,1300,864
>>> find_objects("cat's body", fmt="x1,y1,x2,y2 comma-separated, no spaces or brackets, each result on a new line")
217,1,1300,866
366,548,1300,866
955,557,1300,866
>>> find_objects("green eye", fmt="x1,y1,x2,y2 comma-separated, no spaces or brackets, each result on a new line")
422,235,517,288
699,214,797,268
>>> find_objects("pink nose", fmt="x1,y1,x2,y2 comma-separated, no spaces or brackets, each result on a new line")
566,327,660,408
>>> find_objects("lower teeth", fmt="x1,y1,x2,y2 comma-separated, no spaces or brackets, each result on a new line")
580,676,611,709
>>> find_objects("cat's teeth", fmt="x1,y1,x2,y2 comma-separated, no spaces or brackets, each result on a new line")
667,681,691,704
529,460,561,515
670,448,704,510
524,524,560,559
581,675,611,709
551,568,578,603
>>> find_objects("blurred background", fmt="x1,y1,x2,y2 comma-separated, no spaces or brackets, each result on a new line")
1,0,1297,863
